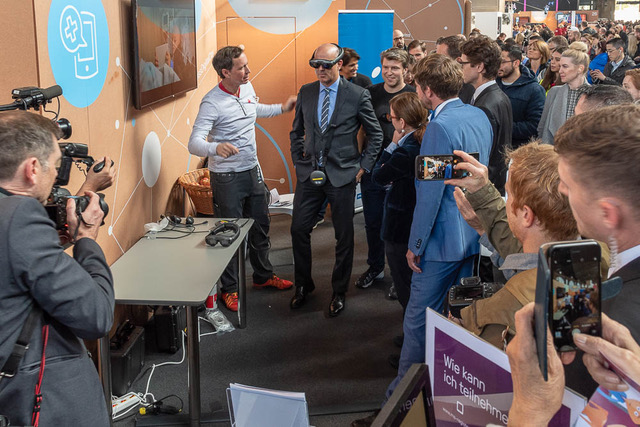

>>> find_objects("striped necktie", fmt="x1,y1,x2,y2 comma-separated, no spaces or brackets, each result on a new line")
320,88,330,132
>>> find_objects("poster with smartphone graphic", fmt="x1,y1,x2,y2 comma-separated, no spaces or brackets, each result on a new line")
426,309,587,426
47,0,109,108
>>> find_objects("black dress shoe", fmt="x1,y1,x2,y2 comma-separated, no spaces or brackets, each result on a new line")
329,293,345,317
387,283,398,300
290,286,313,309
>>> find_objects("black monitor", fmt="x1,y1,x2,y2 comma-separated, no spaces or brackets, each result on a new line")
132,0,198,109
373,364,436,427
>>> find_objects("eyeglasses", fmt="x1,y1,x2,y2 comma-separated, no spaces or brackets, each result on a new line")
456,58,471,66
309,58,340,69
501,59,516,64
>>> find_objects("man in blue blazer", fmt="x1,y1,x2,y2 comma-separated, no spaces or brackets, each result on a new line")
386,54,493,397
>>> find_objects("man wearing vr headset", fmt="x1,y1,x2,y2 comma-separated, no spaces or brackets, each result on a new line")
289,43,383,317
188,46,297,313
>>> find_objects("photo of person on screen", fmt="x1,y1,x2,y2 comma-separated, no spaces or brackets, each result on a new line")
165,23,196,88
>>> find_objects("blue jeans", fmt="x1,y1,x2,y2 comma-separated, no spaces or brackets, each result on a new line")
385,255,475,399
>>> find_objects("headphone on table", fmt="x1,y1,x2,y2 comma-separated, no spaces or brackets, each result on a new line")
162,213,195,226
205,222,241,247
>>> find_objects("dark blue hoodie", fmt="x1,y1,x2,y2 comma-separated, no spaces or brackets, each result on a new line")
497,65,546,148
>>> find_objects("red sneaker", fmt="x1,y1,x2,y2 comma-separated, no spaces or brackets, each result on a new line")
221,292,238,312
253,274,293,290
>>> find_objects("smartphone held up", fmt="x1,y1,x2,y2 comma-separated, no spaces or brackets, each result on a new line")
534,240,603,380
548,241,602,352
415,153,480,181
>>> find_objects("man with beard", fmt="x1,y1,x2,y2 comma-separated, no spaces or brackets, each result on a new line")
356,48,415,291
393,29,406,50
496,45,546,149
461,35,513,195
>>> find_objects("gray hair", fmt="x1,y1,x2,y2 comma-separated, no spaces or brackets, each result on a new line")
0,111,61,181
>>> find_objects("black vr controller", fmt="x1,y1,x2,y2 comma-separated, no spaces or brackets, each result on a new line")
93,159,114,173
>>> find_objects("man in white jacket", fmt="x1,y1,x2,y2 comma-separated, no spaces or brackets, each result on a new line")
188,46,296,313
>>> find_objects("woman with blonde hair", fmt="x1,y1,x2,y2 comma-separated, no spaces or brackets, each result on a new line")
537,48,590,143
568,41,589,52
525,39,550,82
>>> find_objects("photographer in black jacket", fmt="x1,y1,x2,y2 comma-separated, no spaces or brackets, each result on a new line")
0,111,114,426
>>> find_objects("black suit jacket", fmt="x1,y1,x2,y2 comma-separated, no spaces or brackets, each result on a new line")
604,256,640,342
473,84,513,195
371,132,421,244
0,192,114,425
290,77,383,188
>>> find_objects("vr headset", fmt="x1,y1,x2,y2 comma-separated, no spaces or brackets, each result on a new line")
309,44,344,69
205,222,241,247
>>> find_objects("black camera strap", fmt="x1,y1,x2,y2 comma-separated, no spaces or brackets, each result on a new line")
0,305,43,380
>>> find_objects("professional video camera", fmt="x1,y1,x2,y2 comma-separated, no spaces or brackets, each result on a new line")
448,276,504,318
1,85,110,230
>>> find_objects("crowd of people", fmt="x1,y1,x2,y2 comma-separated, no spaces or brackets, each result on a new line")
2,18,640,426
349,24,640,426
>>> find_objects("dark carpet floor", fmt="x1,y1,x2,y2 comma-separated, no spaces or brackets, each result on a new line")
114,212,402,426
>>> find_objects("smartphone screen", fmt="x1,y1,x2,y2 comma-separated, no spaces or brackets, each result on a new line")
548,241,601,352
415,153,479,181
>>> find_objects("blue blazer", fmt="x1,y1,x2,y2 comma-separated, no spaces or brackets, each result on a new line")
408,99,493,262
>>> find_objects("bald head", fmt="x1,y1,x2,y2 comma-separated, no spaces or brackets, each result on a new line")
314,43,341,60
393,29,405,48
312,43,343,87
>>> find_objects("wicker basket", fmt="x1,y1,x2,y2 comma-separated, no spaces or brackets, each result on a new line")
178,169,214,215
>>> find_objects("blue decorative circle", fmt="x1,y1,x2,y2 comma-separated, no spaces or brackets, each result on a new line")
48,0,110,108
227,0,332,34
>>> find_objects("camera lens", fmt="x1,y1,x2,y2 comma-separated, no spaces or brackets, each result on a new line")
56,118,72,140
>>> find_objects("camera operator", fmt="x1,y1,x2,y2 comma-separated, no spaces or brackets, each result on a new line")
0,111,114,426
445,143,593,349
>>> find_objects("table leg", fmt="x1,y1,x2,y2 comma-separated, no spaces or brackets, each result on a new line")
237,236,247,329
99,335,113,426
186,306,201,427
